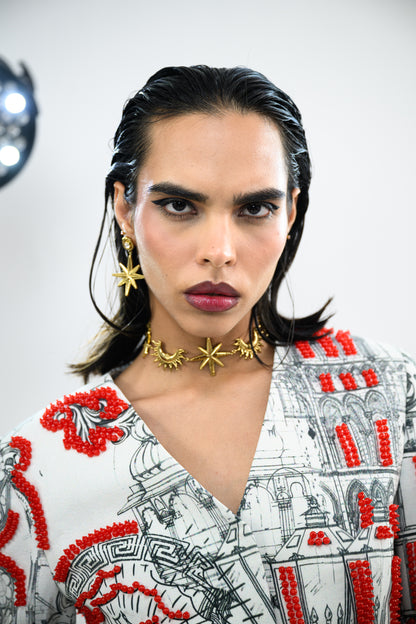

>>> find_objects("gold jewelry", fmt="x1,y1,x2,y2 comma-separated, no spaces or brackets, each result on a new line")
112,235,145,296
143,324,263,376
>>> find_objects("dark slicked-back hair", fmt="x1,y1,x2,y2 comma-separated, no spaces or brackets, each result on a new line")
73,65,330,380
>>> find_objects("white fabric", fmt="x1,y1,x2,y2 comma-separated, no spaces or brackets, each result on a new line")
0,334,415,623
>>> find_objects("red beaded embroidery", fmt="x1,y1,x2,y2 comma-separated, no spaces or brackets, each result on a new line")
76,603,105,624
319,372,335,392
389,555,403,624
75,566,121,611
307,530,331,546
389,504,400,538
358,492,374,528
349,560,375,624
40,387,128,457
76,566,190,623
295,341,315,358
0,436,49,607
53,520,139,582
335,423,361,467
0,552,26,607
339,372,358,391
6,436,50,552
278,566,305,624
0,510,19,549
316,329,340,358
10,470,49,550
375,419,393,466
406,541,416,608
375,525,394,539
361,368,379,387
335,330,357,355
9,436,32,471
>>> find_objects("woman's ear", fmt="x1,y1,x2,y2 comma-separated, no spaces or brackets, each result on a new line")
114,181,136,241
288,187,300,231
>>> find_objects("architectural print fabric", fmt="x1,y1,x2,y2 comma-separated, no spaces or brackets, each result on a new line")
0,331,415,623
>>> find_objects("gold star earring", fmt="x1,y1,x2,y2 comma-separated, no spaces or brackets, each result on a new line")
112,234,145,296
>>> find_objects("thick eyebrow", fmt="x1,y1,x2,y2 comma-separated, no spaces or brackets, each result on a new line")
148,182,209,203
233,187,286,204
148,182,286,205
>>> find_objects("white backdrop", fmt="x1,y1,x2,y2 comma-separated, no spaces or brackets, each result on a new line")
1,0,415,435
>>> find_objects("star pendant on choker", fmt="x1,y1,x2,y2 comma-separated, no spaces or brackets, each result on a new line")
143,324,263,376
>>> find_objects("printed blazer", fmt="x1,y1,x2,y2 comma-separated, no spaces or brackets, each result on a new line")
0,330,415,624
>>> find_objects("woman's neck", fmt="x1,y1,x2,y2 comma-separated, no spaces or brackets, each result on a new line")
114,318,275,401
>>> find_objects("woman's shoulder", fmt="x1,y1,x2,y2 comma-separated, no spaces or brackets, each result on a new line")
282,327,414,367
271,328,416,418
276,328,416,395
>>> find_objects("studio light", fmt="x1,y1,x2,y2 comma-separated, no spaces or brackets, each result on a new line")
0,58,38,189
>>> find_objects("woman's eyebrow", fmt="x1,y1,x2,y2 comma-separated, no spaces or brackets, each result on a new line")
148,182,286,205
233,188,286,204
148,182,208,203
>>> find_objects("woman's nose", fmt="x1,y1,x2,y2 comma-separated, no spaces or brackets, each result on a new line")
196,216,237,268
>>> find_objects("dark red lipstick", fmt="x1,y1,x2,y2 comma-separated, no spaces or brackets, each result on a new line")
184,281,240,312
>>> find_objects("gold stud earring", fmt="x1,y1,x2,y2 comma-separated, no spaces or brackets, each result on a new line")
112,234,145,296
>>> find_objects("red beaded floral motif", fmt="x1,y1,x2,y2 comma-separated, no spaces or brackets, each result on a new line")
406,541,416,608
40,387,129,457
335,330,357,355
358,492,374,528
307,530,331,546
335,423,361,467
278,566,305,624
54,520,138,583
389,504,400,538
389,555,403,624
76,565,191,624
349,560,375,624
375,419,393,466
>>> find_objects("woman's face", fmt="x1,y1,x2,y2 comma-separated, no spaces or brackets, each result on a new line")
115,110,299,343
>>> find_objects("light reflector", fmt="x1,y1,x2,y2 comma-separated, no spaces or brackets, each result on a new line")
0,58,37,188
0,145,20,166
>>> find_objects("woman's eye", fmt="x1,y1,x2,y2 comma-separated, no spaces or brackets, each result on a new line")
240,202,276,218
152,198,195,216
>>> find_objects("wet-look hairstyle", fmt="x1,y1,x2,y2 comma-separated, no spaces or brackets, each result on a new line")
73,65,330,380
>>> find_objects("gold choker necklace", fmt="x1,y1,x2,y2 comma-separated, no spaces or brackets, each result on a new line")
142,324,263,376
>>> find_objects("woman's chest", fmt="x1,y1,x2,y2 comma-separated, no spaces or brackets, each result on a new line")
129,375,271,514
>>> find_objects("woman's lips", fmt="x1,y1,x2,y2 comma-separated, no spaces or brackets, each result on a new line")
184,281,240,312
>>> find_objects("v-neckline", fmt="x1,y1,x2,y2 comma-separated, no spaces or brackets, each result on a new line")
110,347,279,519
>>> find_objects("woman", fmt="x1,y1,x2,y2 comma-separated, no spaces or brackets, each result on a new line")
1,66,415,624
